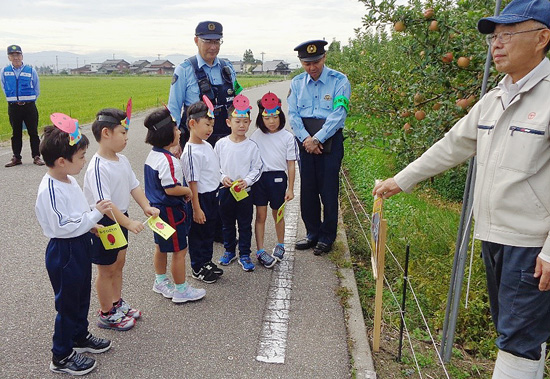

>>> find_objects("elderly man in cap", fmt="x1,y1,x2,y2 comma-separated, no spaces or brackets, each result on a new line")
1,44,44,167
168,21,238,148
374,0,550,377
287,40,351,256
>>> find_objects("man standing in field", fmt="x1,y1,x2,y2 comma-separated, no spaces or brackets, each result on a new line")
287,39,351,256
374,0,550,377
1,44,44,167
168,21,238,149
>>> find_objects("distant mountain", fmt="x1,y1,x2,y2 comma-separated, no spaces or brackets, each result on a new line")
19,51,245,71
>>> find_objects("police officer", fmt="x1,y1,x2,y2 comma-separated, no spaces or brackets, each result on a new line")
168,21,238,151
1,44,44,167
288,40,351,255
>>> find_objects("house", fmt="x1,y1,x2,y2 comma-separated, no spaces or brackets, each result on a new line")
251,60,291,75
129,60,150,73
70,65,92,75
90,63,102,72
98,59,131,74
231,60,244,73
140,60,175,75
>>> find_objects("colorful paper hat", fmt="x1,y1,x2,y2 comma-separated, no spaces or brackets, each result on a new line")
260,92,281,117
50,113,82,146
123,98,132,130
231,94,252,118
203,95,215,119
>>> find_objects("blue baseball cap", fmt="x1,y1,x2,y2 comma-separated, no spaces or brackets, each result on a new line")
7,45,22,54
478,0,550,34
195,21,223,39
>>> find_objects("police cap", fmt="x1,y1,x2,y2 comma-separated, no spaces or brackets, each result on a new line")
195,21,223,40
7,45,22,55
294,40,327,62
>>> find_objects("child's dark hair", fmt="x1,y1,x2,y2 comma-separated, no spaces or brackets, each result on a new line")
186,101,212,126
227,105,250,120
91,108,127,142
40,125,90,167
255,98,286,133
144,108,177,148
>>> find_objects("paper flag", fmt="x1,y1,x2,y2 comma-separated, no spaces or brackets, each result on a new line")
230,181,249,201
276,201,287,224
98,223,128,250
146,216,176,240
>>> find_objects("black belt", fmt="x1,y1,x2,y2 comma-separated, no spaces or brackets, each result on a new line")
9,102,32,106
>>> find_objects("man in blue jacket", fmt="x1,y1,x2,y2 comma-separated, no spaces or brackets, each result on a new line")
1,45,44,167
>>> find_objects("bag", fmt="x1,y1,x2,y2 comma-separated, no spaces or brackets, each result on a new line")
302,118,332,153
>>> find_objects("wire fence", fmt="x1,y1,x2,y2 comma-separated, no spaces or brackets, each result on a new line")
341,170,450,378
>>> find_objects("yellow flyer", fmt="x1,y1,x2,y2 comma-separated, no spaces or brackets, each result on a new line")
146,216,176,240
230,181,249,201
98,223,127,250
276,201,287,224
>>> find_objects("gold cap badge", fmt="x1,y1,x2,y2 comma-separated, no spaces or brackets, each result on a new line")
208,23,216,31
307,44,317,54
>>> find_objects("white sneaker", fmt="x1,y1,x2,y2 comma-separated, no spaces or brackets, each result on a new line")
172,284,206,303
152,278,175,298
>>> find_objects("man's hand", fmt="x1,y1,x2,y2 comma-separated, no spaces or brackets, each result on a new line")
534,256,550,291
372,178,403,199
302,136,322,154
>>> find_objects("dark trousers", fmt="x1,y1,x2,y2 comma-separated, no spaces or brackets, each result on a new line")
219,187,253,256
8,102,40,159
482,241,550,360
188,190,218,271
298,130,344,245
45,233,93,359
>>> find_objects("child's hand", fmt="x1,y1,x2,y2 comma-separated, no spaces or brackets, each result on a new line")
90,224,102,237
183,187,192,202
144,206,160,218
222,177,233,188
127,220,145,234
193,208,206,224
284,189,294,202
236,179,248,191
95,200,112,215
170,144,182,159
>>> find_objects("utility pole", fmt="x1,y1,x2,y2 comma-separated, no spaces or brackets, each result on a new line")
261,52,265,73
76,57,79,68
56,55,59,74
158,54,161,60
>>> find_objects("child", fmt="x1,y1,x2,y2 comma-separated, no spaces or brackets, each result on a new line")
250,92,297,267
83,108,159,331
144,107,206,303
36,122,112,375
181,100,224,283
214,94,263,272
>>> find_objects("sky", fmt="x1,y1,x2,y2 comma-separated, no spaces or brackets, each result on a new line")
1,0,370,67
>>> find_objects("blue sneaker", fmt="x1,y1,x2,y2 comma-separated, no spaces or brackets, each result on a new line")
256,250,276,268
239,255,255,272
219,251,237,266
272,244,285,261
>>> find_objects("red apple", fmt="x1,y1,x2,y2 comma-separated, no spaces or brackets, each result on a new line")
423,8,435,19
415,110,426,121
394,21,406,32
442,52,454,63
428,20,439,31
457,56,470,68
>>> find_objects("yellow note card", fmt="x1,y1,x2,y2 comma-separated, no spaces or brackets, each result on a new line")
146,216,176,240
230,181,249,201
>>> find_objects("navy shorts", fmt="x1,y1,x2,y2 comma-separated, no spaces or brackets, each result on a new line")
252,171,287,210
154,203,191,253
91,214,129,266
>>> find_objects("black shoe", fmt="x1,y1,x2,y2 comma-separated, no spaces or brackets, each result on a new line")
295,238,317,250
206,261,223,276
313,242,332,256
192,265,219,283
33,156,45,166
50,351,97,376
73,333,112,353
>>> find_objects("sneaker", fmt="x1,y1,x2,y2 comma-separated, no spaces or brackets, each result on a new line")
97,308,135,331
73,333,112,354
207,261,223,276
33,156,45,166
256,250,276,268
239,255,255,272
272,244,285,261
153,278,175,298
115,298,141,319
219,251,237,266
50,351,96,376
172,284,206,303
192,265,219,283
4,156,22,168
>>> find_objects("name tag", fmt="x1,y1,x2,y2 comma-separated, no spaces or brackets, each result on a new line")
274,178,283,183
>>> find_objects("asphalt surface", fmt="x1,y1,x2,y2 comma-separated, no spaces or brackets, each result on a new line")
0,81,374,378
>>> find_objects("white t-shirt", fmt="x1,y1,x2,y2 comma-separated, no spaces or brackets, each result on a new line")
214,136,263,187
250,128,298,172
181,141,220,193
35,174,102,239
83,153,140,213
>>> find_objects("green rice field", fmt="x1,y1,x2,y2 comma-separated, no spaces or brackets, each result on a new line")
0,75,275,139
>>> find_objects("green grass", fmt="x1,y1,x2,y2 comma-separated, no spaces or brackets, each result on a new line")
0,75,274,139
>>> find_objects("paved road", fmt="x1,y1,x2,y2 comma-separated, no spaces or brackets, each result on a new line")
0,81,358,378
